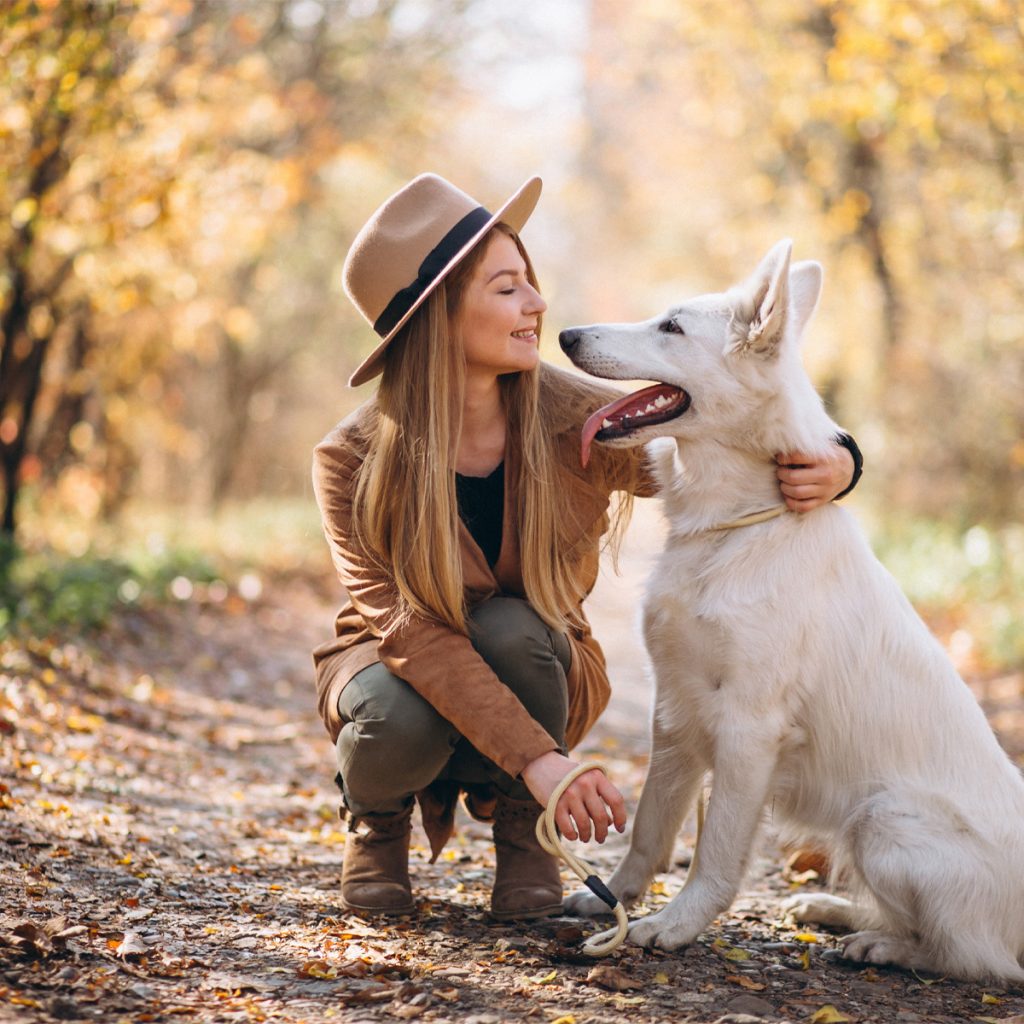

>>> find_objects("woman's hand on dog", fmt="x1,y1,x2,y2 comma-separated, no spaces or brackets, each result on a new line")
521,751,627,843
776,444,855,511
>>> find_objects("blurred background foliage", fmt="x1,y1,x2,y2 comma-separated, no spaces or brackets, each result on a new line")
0,0,1021,665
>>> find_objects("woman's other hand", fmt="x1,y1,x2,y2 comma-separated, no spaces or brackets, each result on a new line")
521,750,626,843
776,444,855,512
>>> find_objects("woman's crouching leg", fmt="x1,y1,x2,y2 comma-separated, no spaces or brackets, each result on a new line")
467,596,571,799
468,596,572,920
336,662,460,817
334,663,461,915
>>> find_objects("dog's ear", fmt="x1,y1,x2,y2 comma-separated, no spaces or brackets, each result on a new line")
788,260,823,342
727,239,792,358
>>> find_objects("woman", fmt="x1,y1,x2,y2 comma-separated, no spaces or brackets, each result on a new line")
312,174,858,920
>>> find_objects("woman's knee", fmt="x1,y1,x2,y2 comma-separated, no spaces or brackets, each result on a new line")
336,664,459,811
468,597,570,741
470,597,569,670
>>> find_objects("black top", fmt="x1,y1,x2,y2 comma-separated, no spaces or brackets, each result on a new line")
456,461,504,568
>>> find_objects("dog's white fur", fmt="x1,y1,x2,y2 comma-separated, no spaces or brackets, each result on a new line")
563,240,1024,983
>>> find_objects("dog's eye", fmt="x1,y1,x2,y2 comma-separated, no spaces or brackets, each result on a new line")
660,318,684,335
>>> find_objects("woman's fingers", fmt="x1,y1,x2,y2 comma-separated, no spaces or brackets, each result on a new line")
555,769,628,844
777,458,836,511
556,803,579,842
776,444,855,506
597,774,628,832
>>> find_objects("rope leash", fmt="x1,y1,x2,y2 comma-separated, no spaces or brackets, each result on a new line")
536,762,630,956
538,768,710,957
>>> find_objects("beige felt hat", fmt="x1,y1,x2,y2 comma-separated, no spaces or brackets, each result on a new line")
343,173,543,387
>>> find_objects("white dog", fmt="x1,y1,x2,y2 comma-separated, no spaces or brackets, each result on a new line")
558,240,1024,983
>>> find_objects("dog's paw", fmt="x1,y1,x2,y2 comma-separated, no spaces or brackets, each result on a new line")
563,888,616,919
781,892,855,929
627,910,699,951
840,930,926,970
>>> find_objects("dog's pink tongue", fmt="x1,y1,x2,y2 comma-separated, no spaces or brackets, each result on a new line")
581,404,614,468
581,383,687,467
580,386,660,468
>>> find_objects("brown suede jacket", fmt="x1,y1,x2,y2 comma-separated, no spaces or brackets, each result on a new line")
311,363,656,856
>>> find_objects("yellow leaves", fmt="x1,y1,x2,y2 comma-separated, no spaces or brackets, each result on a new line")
224,306,258,344
8,996,43,1008
10,197,38,230
649,880,668,896
531,969,558,985
712,938,751,961
298,959,337,980
980,993,1002,1005
794,931,822,943
550,1016,576,1024
35,798,71,817
810,1006,852,1023
826,189,873,238
66,711,103,733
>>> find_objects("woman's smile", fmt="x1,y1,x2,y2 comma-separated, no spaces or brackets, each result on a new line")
458,233,547,377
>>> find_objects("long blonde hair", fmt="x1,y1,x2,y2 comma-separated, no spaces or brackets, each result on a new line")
352,224,598,636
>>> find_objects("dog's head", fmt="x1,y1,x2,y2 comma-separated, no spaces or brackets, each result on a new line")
559,240,824,466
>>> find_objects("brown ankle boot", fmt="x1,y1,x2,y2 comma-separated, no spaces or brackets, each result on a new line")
341,805,415,915
490,795,563,920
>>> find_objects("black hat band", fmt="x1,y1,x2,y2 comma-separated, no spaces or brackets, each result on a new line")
372,206,494,338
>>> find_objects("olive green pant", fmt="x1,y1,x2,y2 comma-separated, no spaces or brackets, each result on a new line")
335,597,572,816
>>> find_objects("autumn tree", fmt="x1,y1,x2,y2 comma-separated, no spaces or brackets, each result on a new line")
573,0,1023,523
0,0,472,550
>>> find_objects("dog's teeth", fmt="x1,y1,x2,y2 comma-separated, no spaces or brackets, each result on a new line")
655,395,670,408
602,418,614,429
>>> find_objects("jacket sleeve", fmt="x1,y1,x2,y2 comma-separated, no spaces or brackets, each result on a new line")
312,440,559,780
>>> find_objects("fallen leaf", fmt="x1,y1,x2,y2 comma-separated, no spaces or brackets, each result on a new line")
654,971,670,984
980,994,1002,1005
785,847,830,878
390,1004,424,1019
298,960,337,980
712,939,751,962
793,932,820,943
725,973,765,991
531,969,558,985
810,1006,852,1023
116,931,147,958
612,995,646,1006
586,965,644,992
550,1017,576,1024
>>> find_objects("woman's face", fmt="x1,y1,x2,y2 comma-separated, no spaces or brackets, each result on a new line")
457,232,547,378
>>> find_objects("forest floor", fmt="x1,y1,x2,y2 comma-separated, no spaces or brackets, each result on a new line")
3,508,1024,1024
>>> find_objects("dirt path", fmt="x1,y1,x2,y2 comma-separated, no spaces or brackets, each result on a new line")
3,508,1024,1024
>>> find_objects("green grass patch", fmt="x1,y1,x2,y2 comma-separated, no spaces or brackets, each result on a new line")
1,496,330,638
872,519,1024,671
0,541,219,637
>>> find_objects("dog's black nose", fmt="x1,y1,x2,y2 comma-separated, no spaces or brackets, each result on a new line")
559,328,582,354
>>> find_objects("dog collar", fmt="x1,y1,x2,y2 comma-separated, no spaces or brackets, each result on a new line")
708,506,787,531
